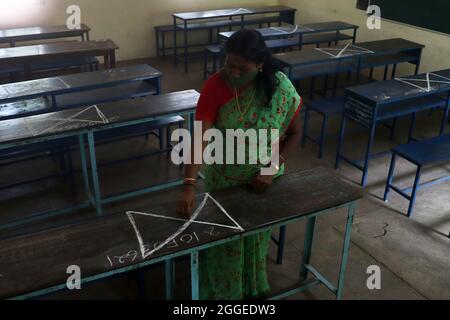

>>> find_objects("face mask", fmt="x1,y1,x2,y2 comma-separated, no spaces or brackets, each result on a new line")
226,68,260,89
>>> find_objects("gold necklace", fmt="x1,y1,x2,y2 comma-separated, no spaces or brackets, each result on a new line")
235,87,256,123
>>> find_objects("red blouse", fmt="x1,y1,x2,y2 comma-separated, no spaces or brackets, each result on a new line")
196,72,302,129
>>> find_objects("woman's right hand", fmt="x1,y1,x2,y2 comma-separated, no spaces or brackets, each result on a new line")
176,186,196,219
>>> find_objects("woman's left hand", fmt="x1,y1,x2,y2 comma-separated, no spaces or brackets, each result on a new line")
250,173,274,192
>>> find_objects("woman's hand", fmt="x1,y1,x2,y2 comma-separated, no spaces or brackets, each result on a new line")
176,186,196,219
250,173,275,192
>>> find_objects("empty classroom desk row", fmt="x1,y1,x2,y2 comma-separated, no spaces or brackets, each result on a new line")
274,38,424,95
0,39,119,80
0,64,162,120
0,24,91,47
0,90,199,231
171,5,297,72
203,21,359,78
0,168,362,300
336,69,450,187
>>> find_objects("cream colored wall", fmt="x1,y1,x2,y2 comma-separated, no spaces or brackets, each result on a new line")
0,0,278,61
279,0,450,74
3,0,448,70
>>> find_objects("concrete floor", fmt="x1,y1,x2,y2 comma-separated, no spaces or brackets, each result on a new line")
0,55,449,300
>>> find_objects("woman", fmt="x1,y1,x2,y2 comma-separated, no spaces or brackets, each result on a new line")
177,29,303,300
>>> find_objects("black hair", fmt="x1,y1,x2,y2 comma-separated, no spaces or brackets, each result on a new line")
225,29,282,103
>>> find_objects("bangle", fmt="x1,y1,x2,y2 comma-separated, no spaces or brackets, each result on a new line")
184,178,197,186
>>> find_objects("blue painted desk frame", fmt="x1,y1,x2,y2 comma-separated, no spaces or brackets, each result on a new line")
336,69,450,187
0,91,199,232
218,21,358,49
274,38,424,95
173,6,297,72
8,195,359,301
0,24,91,47
0,64,163,120
384,133,450,218
0,65,164,201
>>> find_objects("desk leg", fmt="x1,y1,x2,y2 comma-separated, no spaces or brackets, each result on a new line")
300,217,317,281
440,92,450,134
335,117,348,169
361,123,377,187
383,65,389,80
110,50,116,69
391,64,398,79
103,54,110,70
165,259,175,300
408,113,417,143
191,251,200,300
336,202,356,300
87,131,103,217
79,135,92,198
188,112,195,134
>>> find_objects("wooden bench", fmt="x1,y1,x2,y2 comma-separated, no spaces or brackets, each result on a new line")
202,38,300,79
384,133,450,218
0,24,91,46
203,45,222,79
0,40,119,78
302,97,346,159
0,56,99,81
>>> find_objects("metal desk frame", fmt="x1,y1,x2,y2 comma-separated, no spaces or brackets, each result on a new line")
173,6,297,72
9,199,358,301
0,106,196,232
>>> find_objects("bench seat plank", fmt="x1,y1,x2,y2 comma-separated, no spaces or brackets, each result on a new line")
394,134,450,166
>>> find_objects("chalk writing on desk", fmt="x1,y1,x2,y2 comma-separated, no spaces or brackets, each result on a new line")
126,193,244,260
229,8,253,15
395,72,450,93
316,43,374,59
27,104,117,137
106,227,223,268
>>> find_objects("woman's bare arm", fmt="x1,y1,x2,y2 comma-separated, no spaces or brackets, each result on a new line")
176,121,213,218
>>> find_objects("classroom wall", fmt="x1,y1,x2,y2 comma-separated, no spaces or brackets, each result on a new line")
2,0,448,70
279,0,450,74
0,0,278,61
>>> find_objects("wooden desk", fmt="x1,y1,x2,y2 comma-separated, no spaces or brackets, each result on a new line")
336,69,450,186
0,40,119,75
0,168,363,300
219,21,359,48
0,64,163,120
173,5,297,72
274,38,424,81
0,24,91,47
0,90,199,231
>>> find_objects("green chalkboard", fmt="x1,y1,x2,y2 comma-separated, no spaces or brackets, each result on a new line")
371,0,450,35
